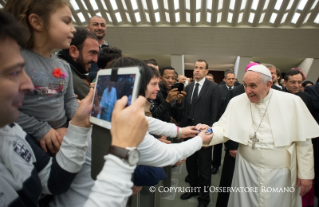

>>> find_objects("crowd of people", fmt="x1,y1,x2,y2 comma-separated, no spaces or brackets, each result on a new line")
1,1,319,207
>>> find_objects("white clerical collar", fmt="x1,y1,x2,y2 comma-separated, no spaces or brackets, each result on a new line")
195,77,206,86
258,88,273,104
226,85,234,89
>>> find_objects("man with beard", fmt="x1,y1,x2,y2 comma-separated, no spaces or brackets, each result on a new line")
58,28,99,100
87,16,109,81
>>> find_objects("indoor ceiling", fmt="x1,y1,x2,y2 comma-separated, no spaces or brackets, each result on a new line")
1,0,318,72
63,0,319,28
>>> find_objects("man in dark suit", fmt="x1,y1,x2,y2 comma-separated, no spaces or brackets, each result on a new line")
282,69,316,206
179,59,222,207
305,83,319,205
283,70,314,114
211,70,236,174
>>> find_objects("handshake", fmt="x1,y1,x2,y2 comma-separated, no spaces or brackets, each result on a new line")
195,124,214,147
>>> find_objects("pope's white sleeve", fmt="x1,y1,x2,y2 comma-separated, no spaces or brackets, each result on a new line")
137,132,202,166
296,139,314,179
83,154,135,207
209,115,229,146
146,116,177,138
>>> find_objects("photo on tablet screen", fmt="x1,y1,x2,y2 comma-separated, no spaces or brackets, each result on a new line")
91,74,136,122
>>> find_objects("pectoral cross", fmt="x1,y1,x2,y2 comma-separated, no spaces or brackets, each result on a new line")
250,133,259,149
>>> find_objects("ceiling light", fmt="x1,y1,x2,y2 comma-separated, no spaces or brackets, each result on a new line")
196,0,202,10
135,12,141,22
287,0,294,10
126,13,131,22
263,0,270,9
165,12,170,22
281,13,288,23
115,12,122,22
186,0,190,10
227,12,233,23
101,0,107,10
81,0,88,10
241,0,247,10
152,0,159,10
238,12,243,23
131,0,138,10
248,13,255,23
70,0,79,10
218,0,223,10
207,12,211,22
106,13,112,22
196,12,201,22
145,12,150,22
155,12,160,22
110,0,118,10
311,0,318,9
229,0,235,10
274,0,283,10
186,12,191,22
259,13,265,23
164,0,168,10
217,12,222,23
251,0,259,10
270,13,277,23
90,0,98,10
297,0,307,10
175,12,180,22
174,0,179,9
207,0,212,10
122,0,127,10
291,13,300,23
303,13,311,23
77,12,86,22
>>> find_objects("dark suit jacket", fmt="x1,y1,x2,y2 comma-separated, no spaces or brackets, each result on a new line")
282,88,315,117
305,84,319,124
179,79,222,127
219,85,231,106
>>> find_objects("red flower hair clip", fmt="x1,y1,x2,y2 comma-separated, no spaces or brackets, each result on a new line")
52,68,63,78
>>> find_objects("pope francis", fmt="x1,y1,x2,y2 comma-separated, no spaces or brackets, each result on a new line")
199,65,319,207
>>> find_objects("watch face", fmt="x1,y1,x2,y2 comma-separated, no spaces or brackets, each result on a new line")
128,149,140,166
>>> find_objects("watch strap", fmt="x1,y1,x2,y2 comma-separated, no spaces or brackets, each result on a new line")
108,145,129,160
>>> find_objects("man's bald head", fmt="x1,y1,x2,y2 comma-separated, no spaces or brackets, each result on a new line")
87,16,107,42
178,75,186,84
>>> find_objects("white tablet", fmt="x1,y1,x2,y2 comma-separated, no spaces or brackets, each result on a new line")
90,67,141,129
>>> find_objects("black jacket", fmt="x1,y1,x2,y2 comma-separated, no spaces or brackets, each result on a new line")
179,79,221,127
282,87,315,117
150,83,183,123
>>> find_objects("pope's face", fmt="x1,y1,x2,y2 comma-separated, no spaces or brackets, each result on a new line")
243,71,272,103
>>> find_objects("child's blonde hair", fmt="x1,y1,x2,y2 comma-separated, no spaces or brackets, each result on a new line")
4,0,70,49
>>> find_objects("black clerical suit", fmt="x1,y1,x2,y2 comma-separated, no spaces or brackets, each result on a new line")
211,85,234,171
282,87,314,115
303,85,319,201
180,78,221,206
216,84,281,207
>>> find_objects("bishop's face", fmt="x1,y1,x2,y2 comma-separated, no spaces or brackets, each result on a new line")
243,71,272,103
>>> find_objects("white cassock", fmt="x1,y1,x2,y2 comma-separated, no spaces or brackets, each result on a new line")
209,89,319,207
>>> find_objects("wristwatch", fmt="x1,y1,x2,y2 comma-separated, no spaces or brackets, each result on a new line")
108,145,140,166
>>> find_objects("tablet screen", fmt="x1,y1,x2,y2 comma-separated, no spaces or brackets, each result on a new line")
91,74,136,122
